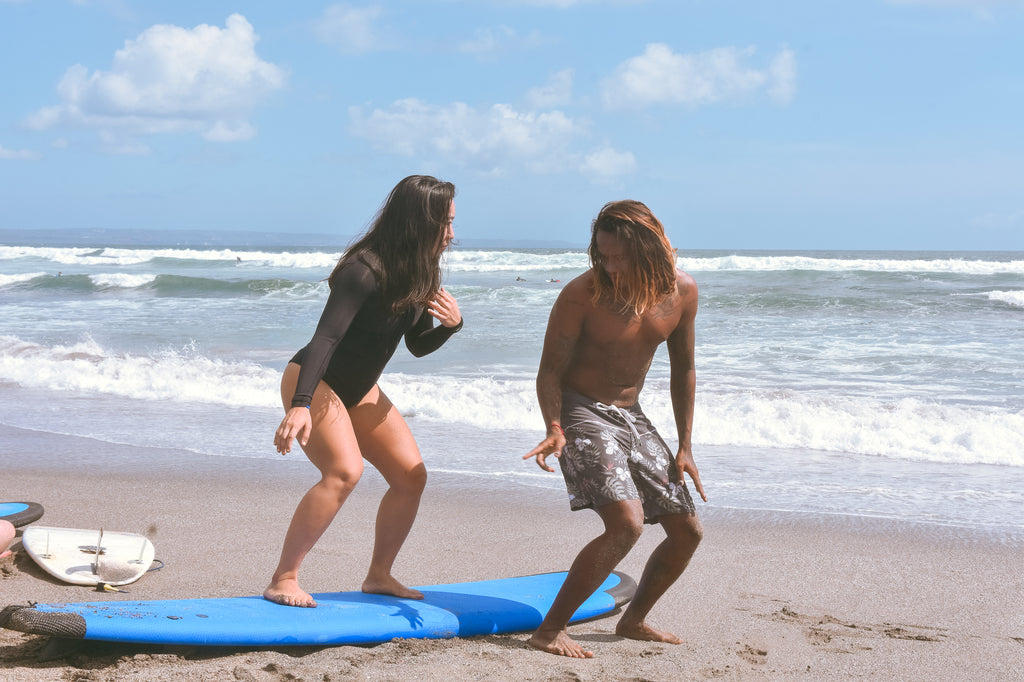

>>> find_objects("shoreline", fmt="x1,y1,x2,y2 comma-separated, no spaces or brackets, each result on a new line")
4,422,1022,545
2,425,1023,680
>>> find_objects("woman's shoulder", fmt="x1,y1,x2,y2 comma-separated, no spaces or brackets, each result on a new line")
332,251,381,291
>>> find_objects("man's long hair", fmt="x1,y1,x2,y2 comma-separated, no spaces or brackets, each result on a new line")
588,200,677,316
329,175,455,312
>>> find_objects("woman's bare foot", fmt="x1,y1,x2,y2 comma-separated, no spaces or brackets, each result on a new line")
263,578,317,608
361,574,424,600
527,628,594,658
615,620,682,644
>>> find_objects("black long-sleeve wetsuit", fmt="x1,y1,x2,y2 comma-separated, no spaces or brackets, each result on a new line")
288,256,461,409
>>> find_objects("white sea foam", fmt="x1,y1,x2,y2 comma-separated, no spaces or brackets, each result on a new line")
382,374,1024,469
0,272,46,287
0,336,280,408
90,273,159,288
679,390,1024,468
448,251,1024,275
986,290,1024,308
0,246,98,262
6,244,1023,276
446,250,587,272
677,254,1024,275
3,337,1019,469
0,245,340,269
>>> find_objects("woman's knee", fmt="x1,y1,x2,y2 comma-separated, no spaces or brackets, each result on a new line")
392,462,427,496
320,463,364,499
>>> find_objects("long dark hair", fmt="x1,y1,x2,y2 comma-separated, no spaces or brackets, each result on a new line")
588,200,677,316
329,175,455,312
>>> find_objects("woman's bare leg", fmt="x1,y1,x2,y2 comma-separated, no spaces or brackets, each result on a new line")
264,363,364,607
349,385,428,599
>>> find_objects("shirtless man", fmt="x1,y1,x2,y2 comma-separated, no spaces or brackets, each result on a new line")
523,200,707,658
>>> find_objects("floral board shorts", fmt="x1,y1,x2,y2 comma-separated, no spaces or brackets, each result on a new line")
558,391,696,524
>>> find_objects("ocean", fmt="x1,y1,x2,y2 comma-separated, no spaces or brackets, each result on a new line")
2,235,1022,539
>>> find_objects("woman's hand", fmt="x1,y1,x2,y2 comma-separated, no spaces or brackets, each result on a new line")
275,406,312,455
428,287,462,328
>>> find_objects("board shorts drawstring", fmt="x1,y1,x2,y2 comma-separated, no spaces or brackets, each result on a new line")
592,401,643,445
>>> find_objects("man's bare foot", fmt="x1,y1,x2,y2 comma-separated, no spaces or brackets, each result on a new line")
615,620,682,644
527,629,594,658
263,579,317,608
361,575,424,600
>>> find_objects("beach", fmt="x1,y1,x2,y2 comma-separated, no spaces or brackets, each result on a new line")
2,424,1022,681
2,241,1023,678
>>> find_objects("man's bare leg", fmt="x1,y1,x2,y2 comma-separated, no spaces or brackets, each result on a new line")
615,512,702,643
528,501,644,658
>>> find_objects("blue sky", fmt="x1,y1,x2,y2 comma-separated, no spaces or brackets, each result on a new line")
1,0,1022,250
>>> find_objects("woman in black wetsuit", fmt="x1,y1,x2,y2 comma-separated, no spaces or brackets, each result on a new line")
266,175,462,608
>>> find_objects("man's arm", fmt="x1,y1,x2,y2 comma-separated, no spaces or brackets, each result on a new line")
523,278,587,472
666,271,707,501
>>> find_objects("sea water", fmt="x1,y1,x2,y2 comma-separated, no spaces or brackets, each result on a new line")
1,236,1022,538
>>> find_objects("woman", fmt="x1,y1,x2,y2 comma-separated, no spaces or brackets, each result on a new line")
266,175,462,608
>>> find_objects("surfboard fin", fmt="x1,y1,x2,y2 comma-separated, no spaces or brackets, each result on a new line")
96,583,127,593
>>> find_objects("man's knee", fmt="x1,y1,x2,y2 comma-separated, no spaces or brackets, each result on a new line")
667,513,703,549
599,502,645,547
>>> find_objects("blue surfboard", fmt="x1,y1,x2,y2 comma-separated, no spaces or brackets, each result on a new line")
0,501,44,528
1,570,635,646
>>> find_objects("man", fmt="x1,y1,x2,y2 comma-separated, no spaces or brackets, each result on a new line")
523,199,706,658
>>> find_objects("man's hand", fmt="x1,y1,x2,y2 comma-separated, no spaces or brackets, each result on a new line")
676,446,707,502
523,427,567,473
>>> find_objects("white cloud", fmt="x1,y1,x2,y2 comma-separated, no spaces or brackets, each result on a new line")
602,43,797,109
579,147,637,180
25,14,285,148
526,69,574,108
350,95,638,181
350,98,585,174
0,144,41,160
767,49,797,104
203,121,258,143
98,131,150,156
457,25,545,56
315,4,391,54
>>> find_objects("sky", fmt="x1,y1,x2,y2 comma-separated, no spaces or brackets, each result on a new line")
1,0,1023,250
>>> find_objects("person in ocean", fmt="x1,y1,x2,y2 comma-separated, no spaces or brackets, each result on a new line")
265,175,463,608
523,199,706,657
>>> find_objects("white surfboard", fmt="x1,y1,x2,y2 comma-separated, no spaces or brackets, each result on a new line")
22,526,155,587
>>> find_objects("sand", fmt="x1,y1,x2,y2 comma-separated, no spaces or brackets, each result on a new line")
1,424,1022,681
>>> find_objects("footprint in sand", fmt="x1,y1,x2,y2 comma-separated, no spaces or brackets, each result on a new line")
737,643,768,665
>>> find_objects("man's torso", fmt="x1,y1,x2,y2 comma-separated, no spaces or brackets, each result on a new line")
563,271,691,406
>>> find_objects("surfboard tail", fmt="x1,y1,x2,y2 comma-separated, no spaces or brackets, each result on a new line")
606,570,638,608
0,605,86,639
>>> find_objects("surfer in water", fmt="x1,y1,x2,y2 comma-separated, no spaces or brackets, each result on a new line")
523,200,706,657
266,175,463,608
